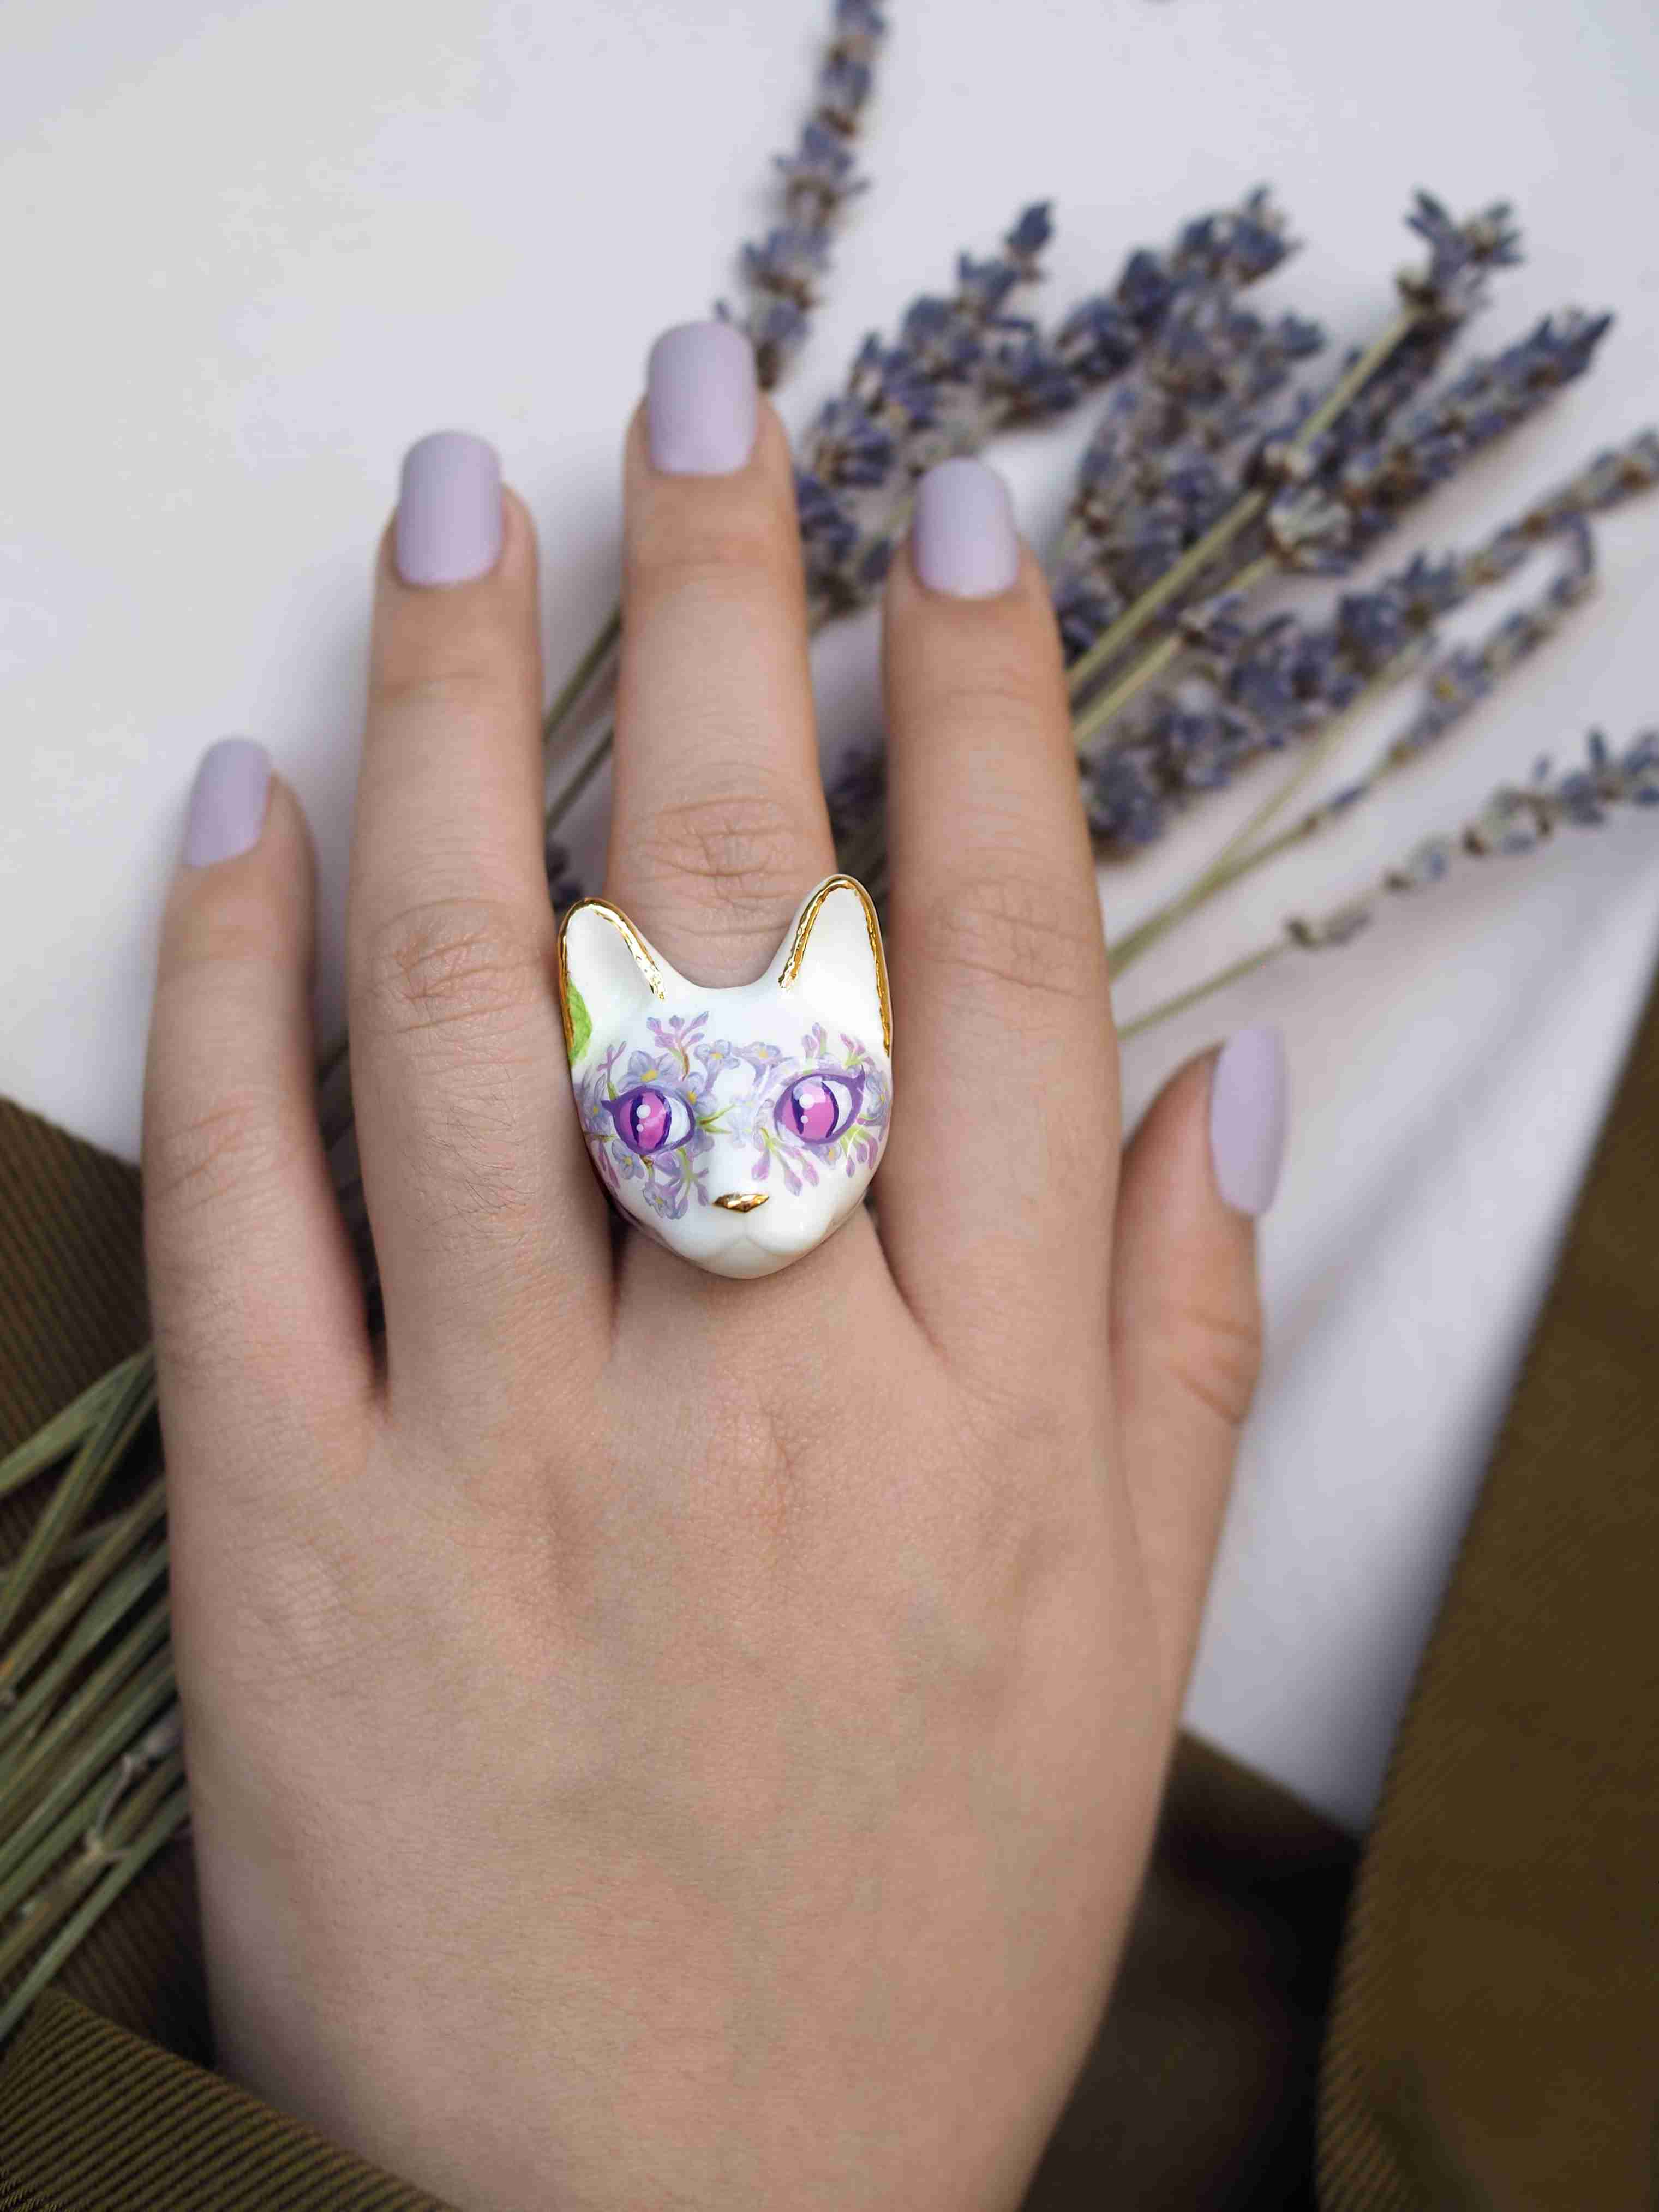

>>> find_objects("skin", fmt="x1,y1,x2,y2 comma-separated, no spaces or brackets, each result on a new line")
142,394,1268,2210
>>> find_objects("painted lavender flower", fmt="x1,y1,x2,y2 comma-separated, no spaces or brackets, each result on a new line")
576,1010,889,1218
718,0,889,390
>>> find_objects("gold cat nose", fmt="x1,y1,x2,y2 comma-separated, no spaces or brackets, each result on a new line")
712,1192,769,1214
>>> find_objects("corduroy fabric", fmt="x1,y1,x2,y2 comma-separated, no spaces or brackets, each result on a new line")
1316,961,1659,2210
0,1991,454,2211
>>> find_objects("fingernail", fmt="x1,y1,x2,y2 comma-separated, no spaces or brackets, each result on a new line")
182,738,271,868
911,458,1021,598
1208,1025,1289,1218
646,321,757,475
394,430,503,586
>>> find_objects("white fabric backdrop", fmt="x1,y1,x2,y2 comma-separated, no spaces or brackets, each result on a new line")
4,0,1657,1831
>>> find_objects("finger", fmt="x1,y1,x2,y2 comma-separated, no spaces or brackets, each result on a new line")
607,321,837,984
346,434,608,1417
878,458,1118,1378
144,742,374,1519
1110,1029,1286,1714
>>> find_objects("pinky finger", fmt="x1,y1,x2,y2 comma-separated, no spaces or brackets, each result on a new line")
143,741,374,1518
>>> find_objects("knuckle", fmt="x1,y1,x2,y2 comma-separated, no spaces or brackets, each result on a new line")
142,1083,298,1227
629,510,787,606
369,657,520,725
629,789,816,927
921,646,1052,735
354,894,550,1046
919,867,1104,1012
1118,1288,1265,1435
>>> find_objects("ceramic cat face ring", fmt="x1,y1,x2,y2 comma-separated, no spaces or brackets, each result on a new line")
557,875,892,1280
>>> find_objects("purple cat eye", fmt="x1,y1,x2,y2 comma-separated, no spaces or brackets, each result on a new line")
774,1069,863,1147
608,1084,694,1157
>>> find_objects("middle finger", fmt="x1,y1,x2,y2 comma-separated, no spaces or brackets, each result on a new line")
606,321,837,983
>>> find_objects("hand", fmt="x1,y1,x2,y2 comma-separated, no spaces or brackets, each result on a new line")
141,322,1287,2211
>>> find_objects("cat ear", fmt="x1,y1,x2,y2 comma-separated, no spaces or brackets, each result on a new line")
774,875,891,1057
558,897,668,1064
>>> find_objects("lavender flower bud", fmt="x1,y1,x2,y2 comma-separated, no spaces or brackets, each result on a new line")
718,0,889,389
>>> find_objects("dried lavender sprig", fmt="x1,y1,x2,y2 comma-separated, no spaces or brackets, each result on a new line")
1104,520,1598,975
1086,427,1656,851
1062,194,1527,706
1261,310,1613,578
793,200,1061,616
1117,726,1659,1042
1051,293,1326,656
798,189,1298,622
717,0,889,392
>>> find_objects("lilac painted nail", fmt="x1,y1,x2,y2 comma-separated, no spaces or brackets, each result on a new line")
646,321,757,474
394,431,503,586
182,738,271,868
1208,1026,1289,1216
911,457,1020,598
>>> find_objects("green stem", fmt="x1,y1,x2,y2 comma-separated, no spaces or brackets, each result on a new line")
0,1781,190,2048
1,1480,166,1704
543,604,622,757
546,717,619,837
0,1749,185,1986
1115,940,1289,1042
0,1353,145,1502
0,1543,169,1759
0,1649,175,1898
0,1356,157,1651
0,1594,171,1818
0,1745,118,1929
1071,555,1279,756
1105,647,1420,978
1065,493,1268,705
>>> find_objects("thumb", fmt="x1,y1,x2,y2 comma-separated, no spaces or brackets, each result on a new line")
1109,1025,1289,1718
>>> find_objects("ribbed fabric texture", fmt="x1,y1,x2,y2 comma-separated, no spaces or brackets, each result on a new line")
1317,959,1659,2210
0,1991,454,2210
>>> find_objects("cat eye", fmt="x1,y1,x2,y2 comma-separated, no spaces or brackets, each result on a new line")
774,1070,863,1147
607,1084,695,1156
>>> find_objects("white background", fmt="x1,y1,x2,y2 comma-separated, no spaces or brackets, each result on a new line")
5,0,1658,1831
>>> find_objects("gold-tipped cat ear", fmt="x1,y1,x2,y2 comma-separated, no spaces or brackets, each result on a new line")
777,874,891,1054
556,896,665,1060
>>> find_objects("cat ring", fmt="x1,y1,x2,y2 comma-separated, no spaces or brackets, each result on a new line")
556,875,892,1279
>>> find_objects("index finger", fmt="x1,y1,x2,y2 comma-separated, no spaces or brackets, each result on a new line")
876,460,1119,1383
